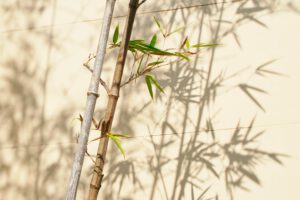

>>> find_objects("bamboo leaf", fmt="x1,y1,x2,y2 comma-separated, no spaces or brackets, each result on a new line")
191,43,219,48
108,132,132,138
145,75,153,99
166,26,184,37
180,37,188,49
89,136,102,143
107,133,126,158
186,37,190,48
149,75,165,94
129,40,174,56
113,24,119,44
154,17,165,37
175,52,190,61
150,34,157,47
147,60,164,67
136,54,144,74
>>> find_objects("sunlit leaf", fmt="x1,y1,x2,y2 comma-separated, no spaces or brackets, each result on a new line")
89,136,102,143
180,36,190,49
191,43,219,48
175,52,190,61
166,26,185,37
144,75,165,99
145,75,153,99
150,34,157,47
154,17,165,37
129,40,174,56
109,132,132,138
147,60,164,67
113,24,119,44
149,75,165,94
186,37,190,48
136,55,144,74
180,37,188,49
107,133,126,158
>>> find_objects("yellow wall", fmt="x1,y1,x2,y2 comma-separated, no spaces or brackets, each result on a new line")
1,0,300,199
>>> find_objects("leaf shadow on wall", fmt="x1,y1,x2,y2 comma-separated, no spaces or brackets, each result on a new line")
100,1,290,200
0,1,78,199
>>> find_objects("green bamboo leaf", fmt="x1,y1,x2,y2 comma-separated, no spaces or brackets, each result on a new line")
147,60,164,67
154,17,165,37
145,75,153,99
150,34,157,47
175,52,190,61
185,37,190,48
166,26,184,37
129,40,174,56
115,140,125,158
149,75,165,94
191,43,219,48
109,133,131,138
113,24,119,44
107,133,126,158
180,37,188,49
136,55,144,74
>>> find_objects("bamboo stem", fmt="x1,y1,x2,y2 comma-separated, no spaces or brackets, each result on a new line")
65,1,116,199
88,1,140,199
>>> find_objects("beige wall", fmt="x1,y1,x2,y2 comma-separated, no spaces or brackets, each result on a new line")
1,0,300,199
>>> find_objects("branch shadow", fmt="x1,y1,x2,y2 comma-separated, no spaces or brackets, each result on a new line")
0,1,79,199
0,0,294,199
101,0,290,200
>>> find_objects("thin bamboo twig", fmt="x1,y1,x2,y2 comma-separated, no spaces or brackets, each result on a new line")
120,58,184,87
65,1,116,199
88,0,140,199
83,61,110,94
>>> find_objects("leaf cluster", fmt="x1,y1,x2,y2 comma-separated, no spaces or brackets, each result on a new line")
110,18,218,100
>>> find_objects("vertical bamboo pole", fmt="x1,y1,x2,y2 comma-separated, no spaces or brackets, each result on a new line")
66,1,116,199
88,0,140,199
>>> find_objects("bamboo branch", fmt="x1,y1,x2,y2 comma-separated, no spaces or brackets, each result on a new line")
88,0,140,199
138,0,147,7
120,58,184,87
65,1,116,199
83,61,110,94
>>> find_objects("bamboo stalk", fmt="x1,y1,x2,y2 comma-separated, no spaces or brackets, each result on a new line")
88,0,140,199
65,1,116,199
